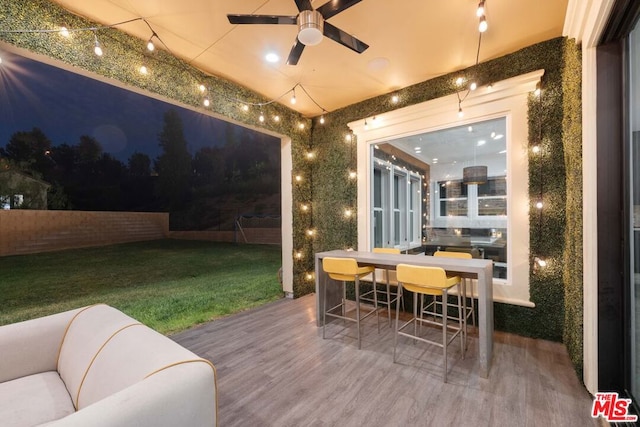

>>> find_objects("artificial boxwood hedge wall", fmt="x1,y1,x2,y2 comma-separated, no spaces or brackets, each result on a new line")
1,0,583,376
310,37,583,373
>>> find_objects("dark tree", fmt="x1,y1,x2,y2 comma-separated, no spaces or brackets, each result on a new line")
155,109,192,210
127,152,152,176
1,128,53,176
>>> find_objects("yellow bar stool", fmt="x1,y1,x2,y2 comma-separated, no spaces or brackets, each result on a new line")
394,264,464,383
433,251,475,339
360,247,402,327
322,257,379,349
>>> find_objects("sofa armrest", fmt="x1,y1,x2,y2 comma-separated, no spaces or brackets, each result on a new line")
43,361,217,427
0,308,83,383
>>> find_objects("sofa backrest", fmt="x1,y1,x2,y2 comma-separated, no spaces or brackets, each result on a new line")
57,304,211,410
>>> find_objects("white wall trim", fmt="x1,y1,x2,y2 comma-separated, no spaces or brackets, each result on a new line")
564,0,616,396
348,70,543,308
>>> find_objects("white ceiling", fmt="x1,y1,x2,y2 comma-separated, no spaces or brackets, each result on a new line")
50,0,568,117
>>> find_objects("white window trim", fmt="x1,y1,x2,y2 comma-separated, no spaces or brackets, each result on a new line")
349,69,544,308
371,158,422,250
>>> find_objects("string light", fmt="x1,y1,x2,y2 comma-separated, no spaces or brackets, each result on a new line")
344,208,353,218
319,115,325,124
298,123,305,130
536,201,543,209
391,94,399,103
242,104,249,112
93,33,103,56
198,84,206,93
301,203,309,212
532,145,541,154
146,34,155,52
349,171,357,179
305,272,314,281
470,82,477,91
139,63,148,75
295,251,303,259
59,26,70,38
306,152,315,160
259,112,265,122
534,82,542,97
479,15,488,33
458,104,464,118
203,97,210,107
534,257,547,267
290,88,297,105
306,229,316,237
477,1,486,17
345,134,352,142
295,175,303,182
274,115,280,122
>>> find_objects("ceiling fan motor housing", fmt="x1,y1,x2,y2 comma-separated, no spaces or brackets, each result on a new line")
298,10,324,45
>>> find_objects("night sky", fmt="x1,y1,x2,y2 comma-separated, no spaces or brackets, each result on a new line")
0,48,276,162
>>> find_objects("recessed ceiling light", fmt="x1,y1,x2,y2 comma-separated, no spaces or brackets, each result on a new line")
265,52,279,63
499,150,507,154
477,140,486,146
468,126,473,132
493,134,504,139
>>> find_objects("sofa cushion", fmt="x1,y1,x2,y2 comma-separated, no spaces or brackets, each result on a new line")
56,305,140,409
78,322,207,409
0,371,75,427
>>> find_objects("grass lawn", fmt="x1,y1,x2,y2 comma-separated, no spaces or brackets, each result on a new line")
0,239,284,334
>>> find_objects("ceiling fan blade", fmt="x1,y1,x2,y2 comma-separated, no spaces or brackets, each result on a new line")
317,0,363,20
286,39,306,65
323,22,369,54
228,15,297,25
294,0,313,12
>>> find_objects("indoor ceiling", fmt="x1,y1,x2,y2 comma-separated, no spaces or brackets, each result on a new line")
50,0,569,117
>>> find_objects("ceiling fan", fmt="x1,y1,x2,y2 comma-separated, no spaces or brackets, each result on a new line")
227,0,369,65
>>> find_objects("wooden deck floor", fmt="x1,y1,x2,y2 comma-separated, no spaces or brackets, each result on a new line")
172,294,599,427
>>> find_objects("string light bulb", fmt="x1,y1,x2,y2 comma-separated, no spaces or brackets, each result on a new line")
93,33,103,56
458,105,464,118
477,1,486,17
532,145,541,154
306,152,315,160
470,82,477,91
391,94,399,103
203,97,210,107
274,115,280,122
59,26,70,38
290,88,297,105
147,35,155,52
479,15,488,33
534,82,541,97
301,203,309,212
319,115,325,124
306,229,316,237
242,104,249,112
344,208,353,218
536,201,543,209
199,84,206,93
259,112,265,122
534,257,547,267
139,64,148,75
349,171,357,179
456,76,464,86
364,119,369,130
295,251,303,259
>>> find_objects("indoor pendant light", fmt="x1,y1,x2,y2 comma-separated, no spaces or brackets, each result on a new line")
463,137,487,184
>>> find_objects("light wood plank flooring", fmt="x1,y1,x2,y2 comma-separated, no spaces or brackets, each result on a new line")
172,294,599,426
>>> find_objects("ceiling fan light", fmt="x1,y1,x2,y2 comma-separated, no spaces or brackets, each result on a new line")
297,10,324,46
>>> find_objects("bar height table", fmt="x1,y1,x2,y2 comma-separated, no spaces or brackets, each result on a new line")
315,249,494,378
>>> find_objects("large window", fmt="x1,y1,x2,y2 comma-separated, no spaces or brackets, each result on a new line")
353,70,541,306
371,158,422,250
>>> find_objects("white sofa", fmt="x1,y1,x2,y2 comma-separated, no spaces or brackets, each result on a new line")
0,304,217,427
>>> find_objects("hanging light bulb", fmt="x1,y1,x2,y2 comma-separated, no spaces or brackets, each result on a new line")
93,33,103,56
458,105,464,118
534,82,542,97
364,119,369,130
139,64,148,75
199,84,206,93
242,104,249,112
147,35,155,52
344,208,353,218
455,76,464,86
534,257,547,267
479,15,488,33
532,145,541,154
319,115,325,124
536,201,543,209
349,171,357,179
274,115,280,122
259,112,265,122
59,26,70,38
290,88,297,105
476,1,486,17
470,82,477,91
203,97,210,107
391,94,399,104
